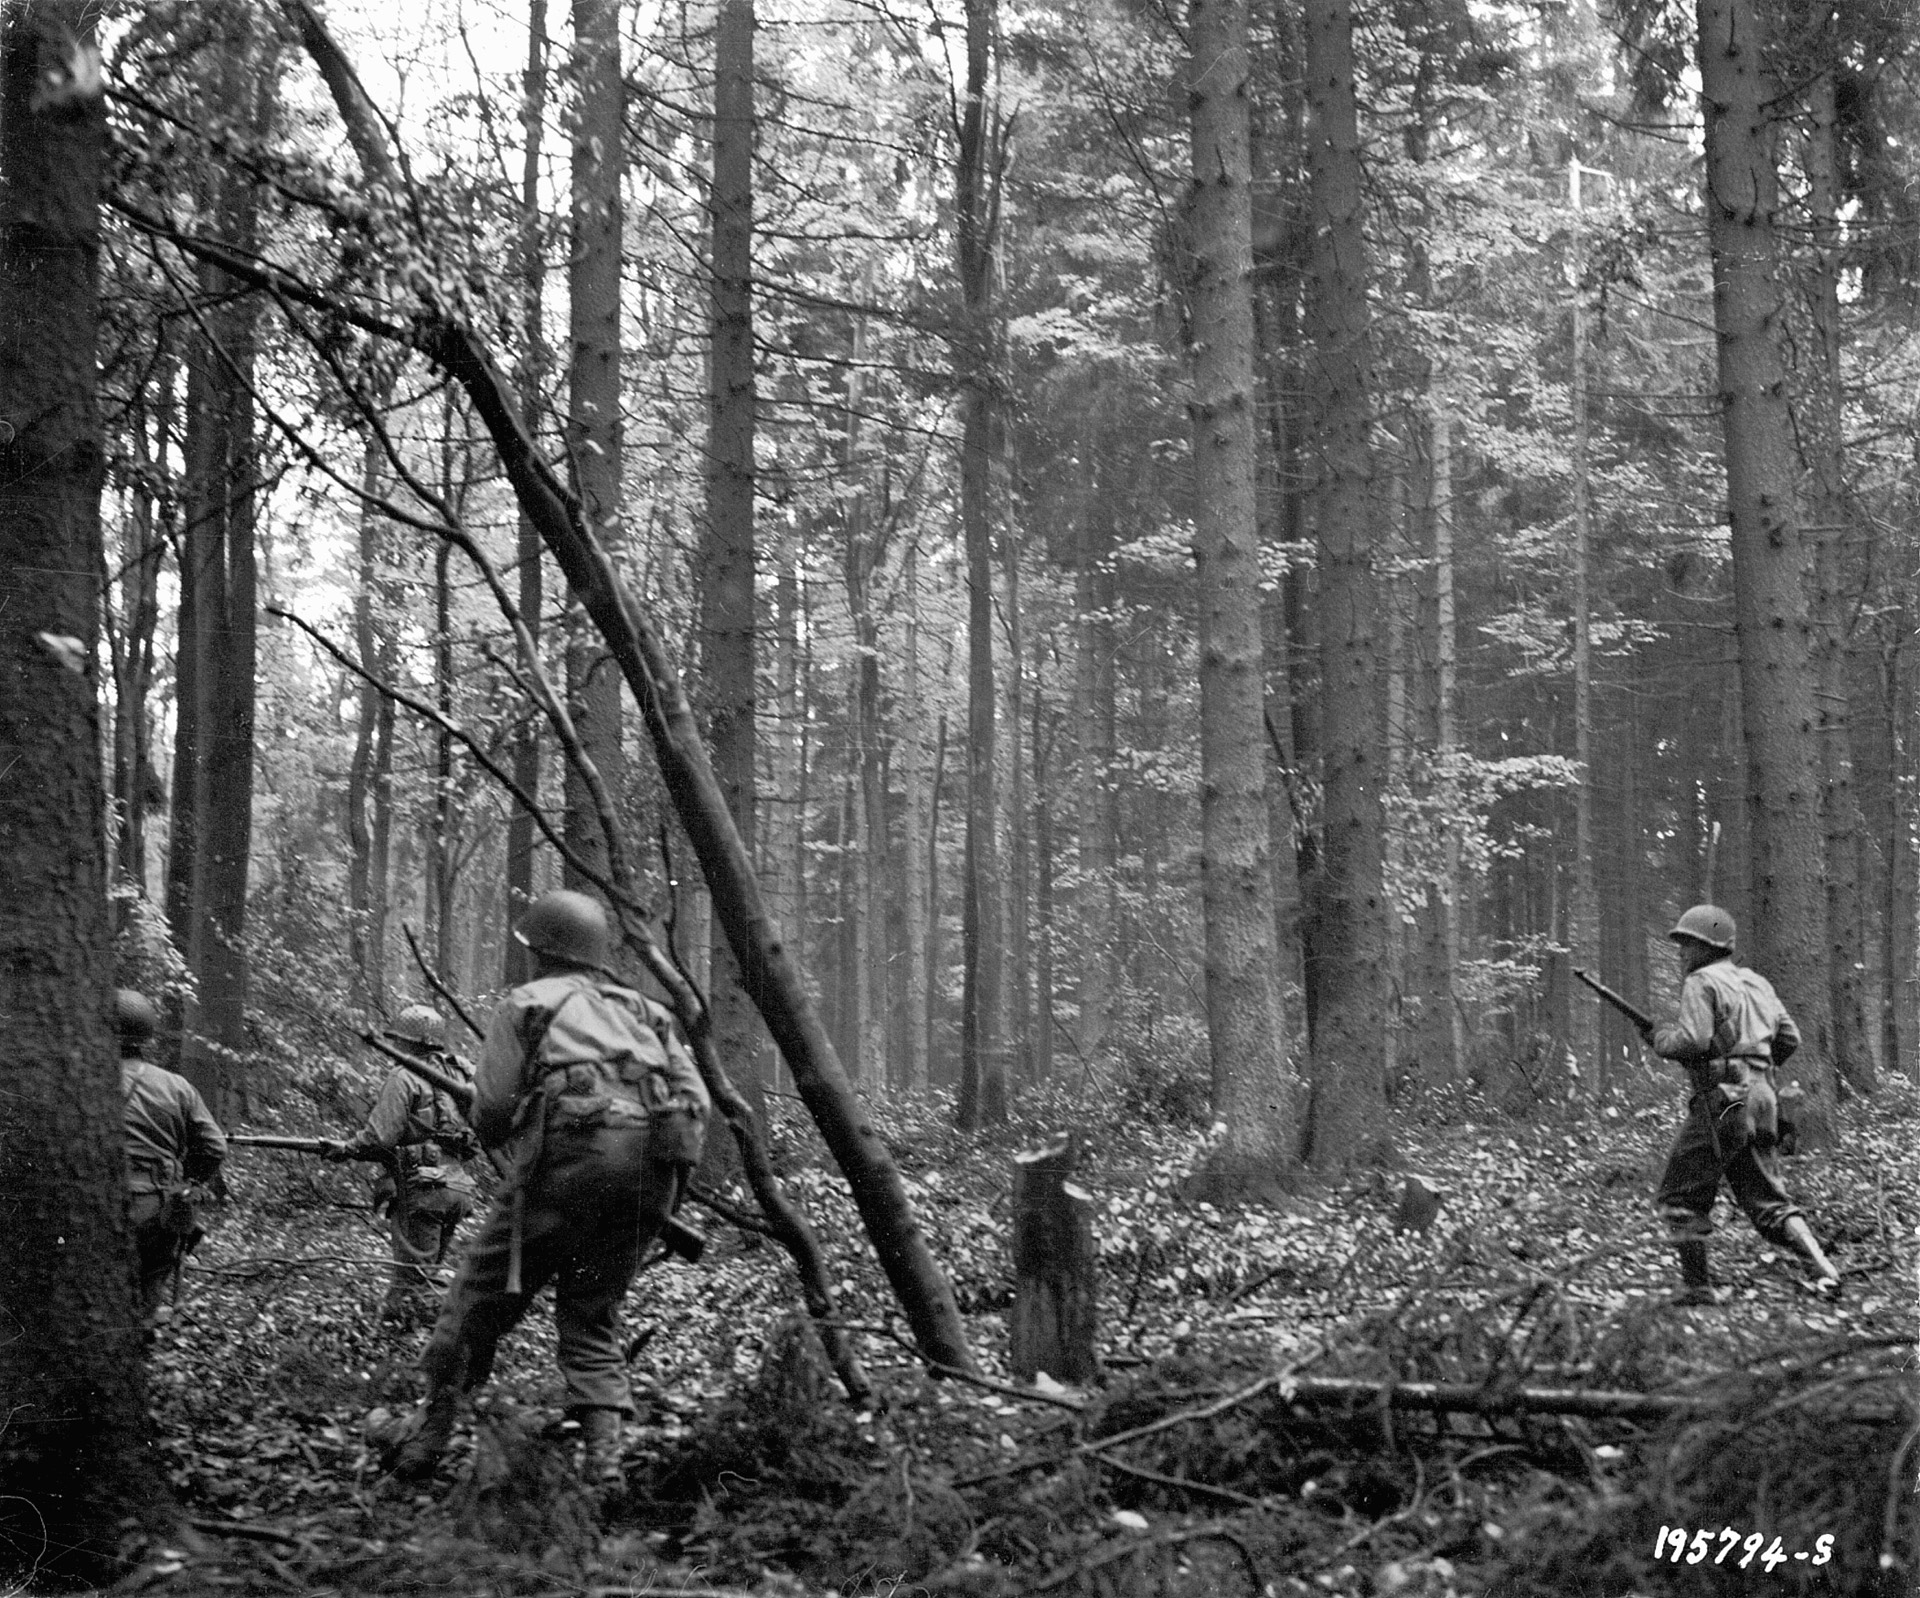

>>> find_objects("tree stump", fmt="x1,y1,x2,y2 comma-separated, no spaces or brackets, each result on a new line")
1009,1133,1097,1384
1393,1173,1446,1235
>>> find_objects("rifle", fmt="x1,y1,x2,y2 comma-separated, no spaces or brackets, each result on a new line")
1572,968,1654,1034
358,1031,707,1267
229,1133,335,1154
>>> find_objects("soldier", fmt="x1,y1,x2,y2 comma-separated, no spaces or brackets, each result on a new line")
118,988,227,1318
1640,905,1842,1305
324,1004,480,1327
386,890,709,1485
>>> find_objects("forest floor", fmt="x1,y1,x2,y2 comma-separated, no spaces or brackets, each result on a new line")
110,1071,1917,1598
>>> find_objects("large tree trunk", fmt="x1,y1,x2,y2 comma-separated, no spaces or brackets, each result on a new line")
180,21,268,1122
1802,65,1873,1096
954,0,1006,1129
702,0,764,1113
1186,0,1294,1196
1695,0,1837,1122
0,8,174,1579
504,0,549,986
563,0,625,889
1301,0,1388,1171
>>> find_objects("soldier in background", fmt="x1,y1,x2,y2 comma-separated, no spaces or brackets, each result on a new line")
325,1004,480,1327
386,890,709,1486
1642,905,1842,1305
118,988,226,1318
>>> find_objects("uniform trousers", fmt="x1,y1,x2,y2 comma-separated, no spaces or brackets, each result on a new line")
419,1123,678,1416
1656,1089,1801,1246
384,1182,473,1320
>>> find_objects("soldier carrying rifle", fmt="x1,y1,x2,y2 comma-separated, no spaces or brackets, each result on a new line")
117,989,226,1320
320,1004,481,1328
385,889,710,1487
1581,905,1842,1306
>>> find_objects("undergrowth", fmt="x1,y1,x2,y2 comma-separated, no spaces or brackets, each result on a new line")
99,1074,1919,1597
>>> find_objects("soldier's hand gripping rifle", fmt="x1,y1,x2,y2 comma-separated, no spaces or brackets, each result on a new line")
358,1031,707,1267
1572,968,1654,1037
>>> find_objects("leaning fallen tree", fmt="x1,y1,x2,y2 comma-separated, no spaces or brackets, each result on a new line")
108,1,975,1377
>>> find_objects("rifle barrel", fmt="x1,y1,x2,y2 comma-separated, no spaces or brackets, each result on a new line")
230,1134,329,1152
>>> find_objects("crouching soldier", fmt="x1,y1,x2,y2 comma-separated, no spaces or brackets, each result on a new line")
1641,906,1842,1305
324,1004,480,1327
118,989,226,1318
386,890,709,1486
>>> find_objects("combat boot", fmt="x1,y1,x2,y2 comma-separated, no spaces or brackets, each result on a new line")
1671,1241,1728,1306
386,1386,459,1482
578,1408,625,1487
1782,1217,1842,1299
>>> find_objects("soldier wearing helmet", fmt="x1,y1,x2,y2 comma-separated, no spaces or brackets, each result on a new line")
1641,906,1841,1304
118,988,227,1317
386,889,709,1489
325,1002,480,1326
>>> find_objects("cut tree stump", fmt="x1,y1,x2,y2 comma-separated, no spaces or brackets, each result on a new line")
1009,1132,1098,1384
1392,1174,1446,1234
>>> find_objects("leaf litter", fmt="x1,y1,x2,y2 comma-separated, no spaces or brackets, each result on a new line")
114,1079,1916,1597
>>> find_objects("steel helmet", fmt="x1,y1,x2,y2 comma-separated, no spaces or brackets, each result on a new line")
385,1003,447,1049
114,988,160,1048
515,889,611,969
1669,904,1736,952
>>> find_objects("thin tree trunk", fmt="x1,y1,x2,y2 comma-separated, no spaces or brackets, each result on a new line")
182,29,268,1122
1074,513,1116,1058
1302,0,1388,1172
954,0,1005,1129
0,7,175,1574
1187,0,1294,1196
703,0,764,1117
899,545,931,1090
504,0,549,986
1695,0,1838,1122
1803,66,1873,1096
564,0,625,889
1567,165,1601,1098
347,431,383,1007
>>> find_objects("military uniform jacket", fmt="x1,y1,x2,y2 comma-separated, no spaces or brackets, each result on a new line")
351,1060,479,1190
472,971,709,1161
122,1055,227,1194
1652,959,1799,1103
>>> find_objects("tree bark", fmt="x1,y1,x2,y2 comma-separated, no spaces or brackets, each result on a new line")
1302,0,1388,1171
0,7,174,1578
703,0,765,1118
1186,0,1294,1196
180,18,269,1122
1802,65,1873,1096
954,0,1006,1129
1075,509,1117,1059
1694,0,1837,1118
504,0,549,986
563,0,625,890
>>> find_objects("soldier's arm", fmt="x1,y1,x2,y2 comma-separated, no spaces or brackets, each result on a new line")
472,999,532,1150
1772,1008,1801,1066
1650,974,1718,1061
179,1081,228,1184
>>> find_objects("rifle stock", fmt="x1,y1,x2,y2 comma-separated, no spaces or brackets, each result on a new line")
357,1030,707,1266
1572,968,1654,1033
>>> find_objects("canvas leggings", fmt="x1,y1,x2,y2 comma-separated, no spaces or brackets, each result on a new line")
1656,1087,1801,1246
419,1123,680,1416
384,1182,473,1319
